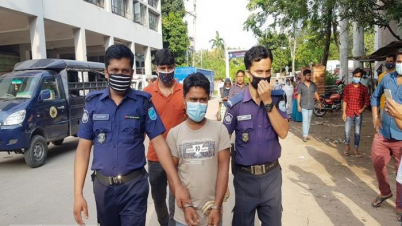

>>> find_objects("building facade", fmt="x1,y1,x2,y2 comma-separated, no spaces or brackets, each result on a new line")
0,0,162,75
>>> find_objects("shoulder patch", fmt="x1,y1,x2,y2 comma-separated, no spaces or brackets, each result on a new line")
148,107,157,120
85,90,103,102
227,92,243,108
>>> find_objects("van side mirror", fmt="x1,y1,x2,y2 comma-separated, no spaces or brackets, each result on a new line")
39,89,51,101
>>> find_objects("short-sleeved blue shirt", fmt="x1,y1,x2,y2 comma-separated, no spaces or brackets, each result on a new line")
78,88,166,176
371,71,402,140
223,88,288,165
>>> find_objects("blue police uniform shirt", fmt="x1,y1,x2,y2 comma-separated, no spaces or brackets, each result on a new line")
371,71,402,140
223,88,288,166
78,87,166,176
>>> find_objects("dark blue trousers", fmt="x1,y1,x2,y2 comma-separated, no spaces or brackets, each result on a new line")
93,170,149,226
232,165,282,226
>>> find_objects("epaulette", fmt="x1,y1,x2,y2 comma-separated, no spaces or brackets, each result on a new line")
226,92,244,109
85,90,103,102
133,90,151,101
271,89,285,97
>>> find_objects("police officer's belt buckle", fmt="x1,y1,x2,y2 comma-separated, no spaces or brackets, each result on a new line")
108,175,122,185
251,165,266,175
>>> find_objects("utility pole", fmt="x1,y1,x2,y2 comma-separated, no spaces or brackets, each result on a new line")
186,0,197,66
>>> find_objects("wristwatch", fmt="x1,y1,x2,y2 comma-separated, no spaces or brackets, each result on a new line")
264,102,274,112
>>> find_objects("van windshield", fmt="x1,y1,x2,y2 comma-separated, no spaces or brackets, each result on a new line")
0,76,40,99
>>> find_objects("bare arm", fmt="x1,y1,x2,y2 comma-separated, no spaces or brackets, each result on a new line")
297,93,301,108
258,80,289,139
152,135,191,208
73,139,93,225
214,149,230,207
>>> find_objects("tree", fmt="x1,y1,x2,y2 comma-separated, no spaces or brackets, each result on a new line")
161,0,189,65
244,0,338,68
161,0,186,18
162,12,190,66
258,32,291,73
209,31,226,52
340,0,402,40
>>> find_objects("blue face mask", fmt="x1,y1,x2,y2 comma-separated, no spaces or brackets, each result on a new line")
396,63,402,75
352,77,361,84
186,102,208,122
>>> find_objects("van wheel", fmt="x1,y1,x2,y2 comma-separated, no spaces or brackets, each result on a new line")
52,139,64,146
24,135,48,168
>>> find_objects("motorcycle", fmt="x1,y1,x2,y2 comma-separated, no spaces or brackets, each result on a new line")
313,77,345,117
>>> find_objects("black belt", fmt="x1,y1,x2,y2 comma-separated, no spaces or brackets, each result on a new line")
95,167,145,186
237,160,279,175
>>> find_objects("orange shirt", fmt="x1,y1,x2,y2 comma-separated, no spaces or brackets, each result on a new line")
143,80,186,162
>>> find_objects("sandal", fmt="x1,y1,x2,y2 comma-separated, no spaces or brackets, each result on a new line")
397,212,402,222
371,194,393,207
354,153,362,158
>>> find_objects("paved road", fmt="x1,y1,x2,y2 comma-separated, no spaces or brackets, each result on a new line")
1,98,399,226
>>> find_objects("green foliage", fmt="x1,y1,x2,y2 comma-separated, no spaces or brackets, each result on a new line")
324,71,338,85
162,12,190,66
340,0,402,40
258,32,291,73
161,0,186,18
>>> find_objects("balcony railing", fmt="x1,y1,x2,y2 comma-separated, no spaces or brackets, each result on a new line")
84,0,104,8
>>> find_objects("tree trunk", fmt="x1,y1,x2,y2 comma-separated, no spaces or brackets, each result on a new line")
321,7,333,68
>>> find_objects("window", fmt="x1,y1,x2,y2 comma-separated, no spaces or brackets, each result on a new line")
148,0,158,8
149,11,159,31
134,1,146,25
112,0,127,17
40,77,60,100
84,0,104,8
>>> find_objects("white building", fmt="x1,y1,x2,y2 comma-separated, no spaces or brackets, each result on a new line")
0,0,162,75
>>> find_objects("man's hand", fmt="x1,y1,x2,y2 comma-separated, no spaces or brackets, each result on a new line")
342,113,347,122
208,209,222,226
298,106,302,112
373,116,382,133
184,207,199,226
358,108,364,115
175,184,191,209
257,80,272,105
386,100,402,120
73,195,88,225
222,96,229,101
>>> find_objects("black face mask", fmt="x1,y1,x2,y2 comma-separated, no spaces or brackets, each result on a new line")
109,74,132,93
385,62,395,70
250,72,271,89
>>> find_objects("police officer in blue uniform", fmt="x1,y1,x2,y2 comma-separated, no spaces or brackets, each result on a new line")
73,44,191,226
223,46,289,226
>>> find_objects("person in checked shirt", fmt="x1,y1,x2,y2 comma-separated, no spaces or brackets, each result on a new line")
342,67,370,157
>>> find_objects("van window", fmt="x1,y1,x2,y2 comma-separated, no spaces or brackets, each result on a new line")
0,76,39,99
40,77,60,100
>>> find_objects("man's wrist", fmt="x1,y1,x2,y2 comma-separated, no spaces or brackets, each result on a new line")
263,98,273,105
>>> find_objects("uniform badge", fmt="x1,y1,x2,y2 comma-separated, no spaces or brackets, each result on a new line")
224,112,233,124
82,109,89,123
279,100,286,112
97,132,106,144
148,107,157,120
242,132,249,143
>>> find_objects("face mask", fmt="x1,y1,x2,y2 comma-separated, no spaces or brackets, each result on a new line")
286,82,290,85
109,74,131,93
225,87,230,90
385,62,395,70
396,63,402,75
250,72,271,89
352,77,361,84
186,102,207,122
158,70,175,86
